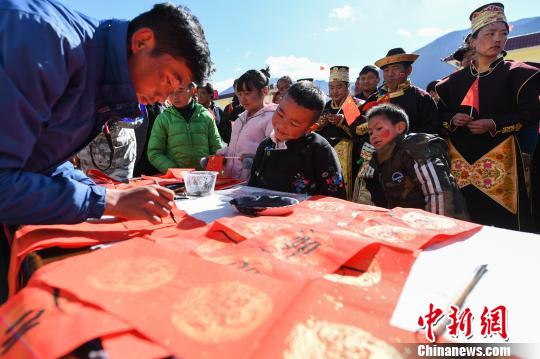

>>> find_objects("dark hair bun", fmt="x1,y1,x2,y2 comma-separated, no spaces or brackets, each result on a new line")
260,66,270,79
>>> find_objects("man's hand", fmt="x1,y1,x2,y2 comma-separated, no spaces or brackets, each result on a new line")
104,185,175,224
467,119,496,134
451,113,473,127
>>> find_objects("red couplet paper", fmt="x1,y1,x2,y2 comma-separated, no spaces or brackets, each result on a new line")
8,207,199,297
195,244,315,283
30,238,306,359
139,168,194,186
101,331,171,359
9,221,131,298
0,286,131,359
207,196,480,282
218,219,372,278
287,195,389,228
347,207,482,252
253,246,418,358
86,169,123,184
319,246,417,319
141,221,217,255
215,177,245,190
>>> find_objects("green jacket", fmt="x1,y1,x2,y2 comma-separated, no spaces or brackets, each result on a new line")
148,104,222,173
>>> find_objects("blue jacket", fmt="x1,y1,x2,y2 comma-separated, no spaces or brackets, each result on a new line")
0,0,140,225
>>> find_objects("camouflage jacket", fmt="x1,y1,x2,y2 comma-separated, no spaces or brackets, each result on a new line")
77,118,143,181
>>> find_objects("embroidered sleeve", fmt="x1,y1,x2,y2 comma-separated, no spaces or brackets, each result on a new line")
493,122,523,136
292,173,312,194
320,166,345,194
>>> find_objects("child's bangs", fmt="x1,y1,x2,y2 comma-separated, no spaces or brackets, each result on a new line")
237,77,257,92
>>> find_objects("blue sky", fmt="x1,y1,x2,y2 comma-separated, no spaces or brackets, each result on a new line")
61,0,539,91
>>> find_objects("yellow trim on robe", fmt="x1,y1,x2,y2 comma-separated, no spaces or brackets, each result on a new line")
334,139,354,200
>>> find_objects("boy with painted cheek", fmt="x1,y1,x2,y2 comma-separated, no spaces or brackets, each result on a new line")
366,103,469,220
248,82,346,199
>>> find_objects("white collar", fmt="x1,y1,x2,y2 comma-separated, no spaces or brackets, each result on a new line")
270,130,288,150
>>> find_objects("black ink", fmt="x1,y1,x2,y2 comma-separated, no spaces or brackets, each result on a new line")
1,309,44,355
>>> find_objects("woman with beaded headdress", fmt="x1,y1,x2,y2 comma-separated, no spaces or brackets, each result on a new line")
436,3,540,231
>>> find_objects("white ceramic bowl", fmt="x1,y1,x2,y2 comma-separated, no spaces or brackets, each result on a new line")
184,171,218,196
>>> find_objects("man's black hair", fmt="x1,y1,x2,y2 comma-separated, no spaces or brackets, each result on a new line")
128,3,213,85
382,62,412,71
285,82,325,122
359,65,380,78
366,103,409,133
197,82,214,98
237,67,270,92
426,80,439,93
277,75,293,85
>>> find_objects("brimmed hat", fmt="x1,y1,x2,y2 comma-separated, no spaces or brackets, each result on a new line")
441,34,472,64
453,45,471,62
329,66,349,83
469,3,508,35
375,48,419,69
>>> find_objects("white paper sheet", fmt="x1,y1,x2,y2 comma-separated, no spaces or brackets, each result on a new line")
391,225,540,349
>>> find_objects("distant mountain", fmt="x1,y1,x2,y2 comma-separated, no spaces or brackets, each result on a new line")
411,16,540,89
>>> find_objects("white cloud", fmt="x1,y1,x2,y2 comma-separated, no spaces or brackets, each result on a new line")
213,78,235,93
329,5,355,20
244,50,253,58
265,56,329,81
324,26,339,32
396,28,412,38
234,67,242,73
415,27,453,37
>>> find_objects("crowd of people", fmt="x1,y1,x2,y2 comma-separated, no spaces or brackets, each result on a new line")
109,2,538,234
0,0,539,303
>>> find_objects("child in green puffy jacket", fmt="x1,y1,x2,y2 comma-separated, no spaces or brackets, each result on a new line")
148,83,222,173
